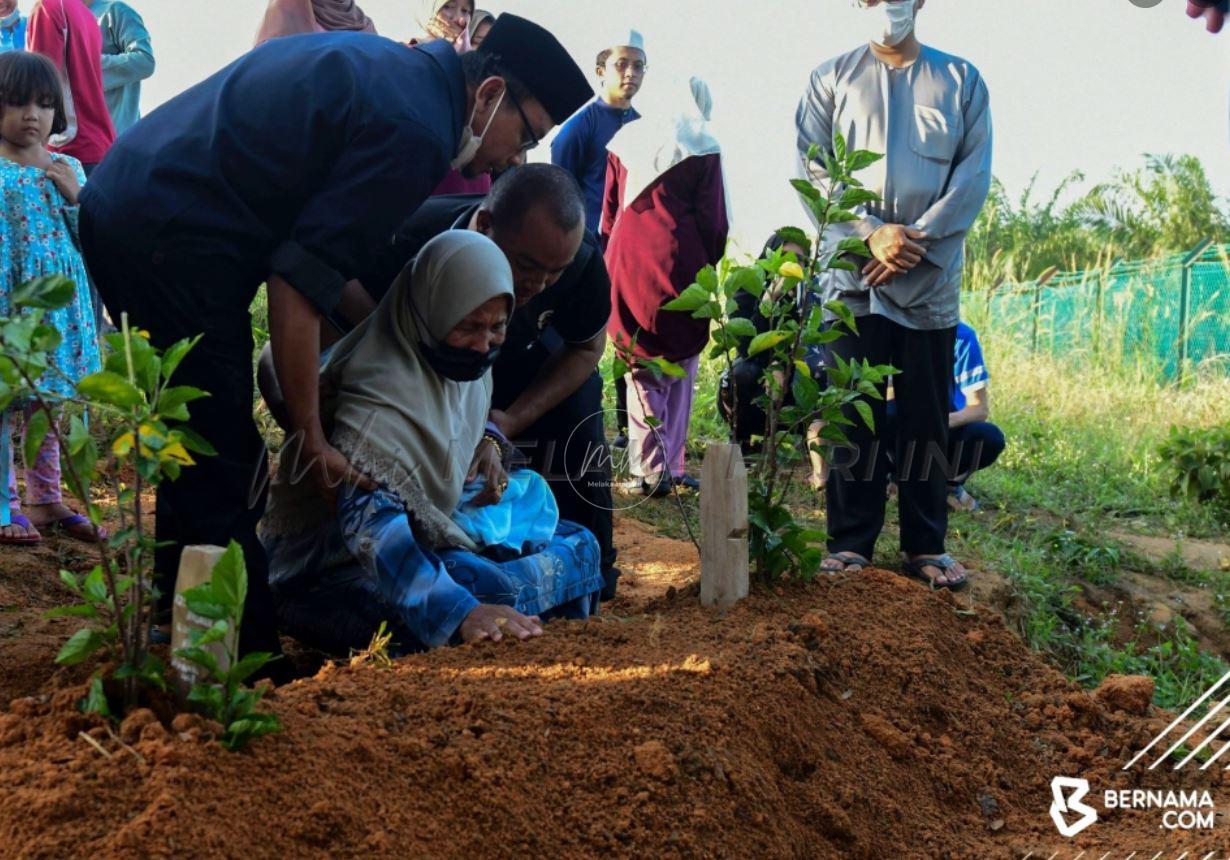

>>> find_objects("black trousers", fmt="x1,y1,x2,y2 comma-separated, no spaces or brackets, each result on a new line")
494,361,619,599
825,316,956,559
80,207,282,657
885,416,1006,487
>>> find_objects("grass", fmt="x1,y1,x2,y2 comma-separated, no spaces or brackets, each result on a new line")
603,297,1230,711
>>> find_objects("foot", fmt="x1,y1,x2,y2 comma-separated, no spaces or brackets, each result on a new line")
947,485,978,512
903,554,970,590
672,474,700,493
640,474,672,499
820,551,870,574
26,503,106,542
0,508,41,543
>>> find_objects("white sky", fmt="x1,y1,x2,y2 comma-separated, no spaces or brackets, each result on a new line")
128,0,1230,251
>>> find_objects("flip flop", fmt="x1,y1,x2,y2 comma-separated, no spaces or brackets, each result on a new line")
901,554,970,592
0,513,42,546
41,513,106,543
820,551,870,574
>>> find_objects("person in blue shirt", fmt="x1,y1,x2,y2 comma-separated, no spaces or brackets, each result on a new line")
76,15,591,662
0,0,25,52
550,28,647,233
944,321,1005,511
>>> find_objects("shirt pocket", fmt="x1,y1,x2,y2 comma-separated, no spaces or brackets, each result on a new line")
909,104,960,164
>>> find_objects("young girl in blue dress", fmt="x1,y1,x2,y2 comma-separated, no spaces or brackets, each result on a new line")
0,51,101,545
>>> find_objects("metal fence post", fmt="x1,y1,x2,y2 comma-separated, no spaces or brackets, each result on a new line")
1178,238,1213,384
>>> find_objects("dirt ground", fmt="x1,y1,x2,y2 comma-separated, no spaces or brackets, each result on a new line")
1,518,1229,858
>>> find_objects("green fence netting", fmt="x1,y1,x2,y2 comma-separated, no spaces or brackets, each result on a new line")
975,243,1230,380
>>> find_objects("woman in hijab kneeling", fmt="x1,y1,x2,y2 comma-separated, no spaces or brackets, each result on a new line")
260,232,603,654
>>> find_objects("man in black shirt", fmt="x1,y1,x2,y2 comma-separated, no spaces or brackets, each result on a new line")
79,17,592,654
264,165,621,598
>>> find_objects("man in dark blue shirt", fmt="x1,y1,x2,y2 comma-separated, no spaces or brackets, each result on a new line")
550,29,646,232
78,15,591,658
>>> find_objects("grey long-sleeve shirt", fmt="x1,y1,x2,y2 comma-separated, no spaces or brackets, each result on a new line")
92,0,155,136
795,44,992,330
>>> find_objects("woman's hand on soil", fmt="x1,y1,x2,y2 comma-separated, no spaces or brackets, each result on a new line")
467,438,507,507
460,605,543,643
45,161,80,205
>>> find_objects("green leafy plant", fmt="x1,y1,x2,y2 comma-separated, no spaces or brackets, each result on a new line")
173,541,281,751
662,133,894,581
0,274,215,711
1159,424,1230,513
1046,529,1122,585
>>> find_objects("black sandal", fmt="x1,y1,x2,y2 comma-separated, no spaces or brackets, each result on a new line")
901,554,970,592
820,551,870,574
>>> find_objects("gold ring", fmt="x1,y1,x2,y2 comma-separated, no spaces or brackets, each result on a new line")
494,617,508,628
497,480,509,493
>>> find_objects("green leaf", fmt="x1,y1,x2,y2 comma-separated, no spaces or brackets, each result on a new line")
726,318,758,339
76,371,143,410
839,187,880,210
184,596,230,621
789,178,821,202
648,358,688,379
30,324,62,354
44,603,100,620
836,237,872,256
161,335,201,383
13,275,76,310
853,399,876,433
175,645,223,680
211,541,248,617
662,283,712,314
187,682,225,720
227,651,276,686
82,566,108,605
80,674,111,719
175,427,217,457
833,130,848,163
56,627,106,666
747,331,792,358
191,619,231,647
824,300,858,334
23,409,52,476
847,149,883,172
58,569,82,594
792,372,821,408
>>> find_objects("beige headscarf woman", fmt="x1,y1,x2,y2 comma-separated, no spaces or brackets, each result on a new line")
415,0,473,46
263,231,514,550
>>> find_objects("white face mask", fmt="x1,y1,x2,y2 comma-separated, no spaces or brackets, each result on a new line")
864,1,917,47
451,87,506,171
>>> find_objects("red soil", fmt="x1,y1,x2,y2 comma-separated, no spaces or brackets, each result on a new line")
0,518,1226,858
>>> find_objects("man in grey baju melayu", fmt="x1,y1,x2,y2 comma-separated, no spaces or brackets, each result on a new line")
796,0,991,590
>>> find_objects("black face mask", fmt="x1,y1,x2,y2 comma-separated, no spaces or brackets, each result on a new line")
421,341,502,382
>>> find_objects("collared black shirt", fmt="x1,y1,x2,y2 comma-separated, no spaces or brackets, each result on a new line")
358,194,612,358
81,33,465,316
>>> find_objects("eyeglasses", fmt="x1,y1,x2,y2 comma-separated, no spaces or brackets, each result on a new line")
505,86,540,153
611,59,647,74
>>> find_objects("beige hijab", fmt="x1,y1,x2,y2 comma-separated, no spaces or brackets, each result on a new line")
263,232,514,550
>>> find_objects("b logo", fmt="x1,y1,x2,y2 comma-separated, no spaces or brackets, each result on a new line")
1050,777,1098,837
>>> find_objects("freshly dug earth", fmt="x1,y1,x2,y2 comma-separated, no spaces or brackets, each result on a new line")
0,519,1227,858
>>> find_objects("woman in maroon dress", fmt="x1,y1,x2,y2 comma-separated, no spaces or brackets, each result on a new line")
602,77,729,495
